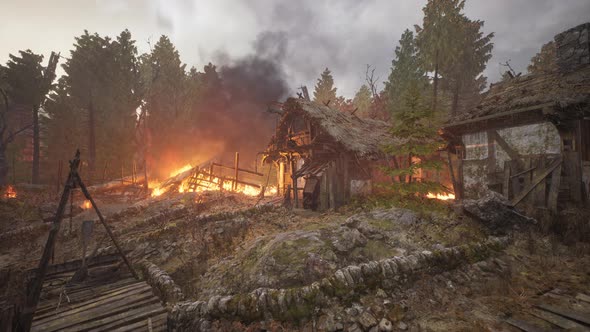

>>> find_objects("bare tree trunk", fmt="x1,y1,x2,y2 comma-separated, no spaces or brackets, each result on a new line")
32,104,40,184
88,99,96,184
432,49,439,113
451,81,461,117
0,145,8,186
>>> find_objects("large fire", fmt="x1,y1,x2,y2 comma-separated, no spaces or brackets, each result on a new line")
426,192,456,200
4,185,17,199
149,164,276,198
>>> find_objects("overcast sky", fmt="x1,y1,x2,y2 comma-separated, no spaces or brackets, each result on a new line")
1,0,589,98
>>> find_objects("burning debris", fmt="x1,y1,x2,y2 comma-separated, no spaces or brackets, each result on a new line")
3,185,16,199
149,154,277,199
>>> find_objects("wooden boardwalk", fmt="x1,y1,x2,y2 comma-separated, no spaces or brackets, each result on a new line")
505,288,590,332
29,256,167,332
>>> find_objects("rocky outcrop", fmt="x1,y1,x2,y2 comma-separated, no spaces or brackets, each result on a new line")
168,237,509,331
462,191,535,234
138,260,185,305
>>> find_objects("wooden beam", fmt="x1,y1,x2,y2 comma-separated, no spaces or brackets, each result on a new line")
487,130,497,179
536,304,590,325
548,164,562,212
19,151,81,332
511,157,562,206
502,161,511,198
529,308,588,330
490,130,521,162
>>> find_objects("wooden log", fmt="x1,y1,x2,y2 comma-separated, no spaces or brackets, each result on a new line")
576,293,590,303
511,157,562,207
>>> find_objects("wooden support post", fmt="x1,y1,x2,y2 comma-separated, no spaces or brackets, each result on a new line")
57,160,63,195
503,160,511,199
278,161,285,196
487,130,496,182
291,157,298,208
209,163,214,182
234,152,239,191
533,157,547,206
548,164,562,212
19,151,81,332
76,173,138,280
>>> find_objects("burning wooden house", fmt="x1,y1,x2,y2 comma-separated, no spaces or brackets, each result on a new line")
263,98,401,210
443,23,590,212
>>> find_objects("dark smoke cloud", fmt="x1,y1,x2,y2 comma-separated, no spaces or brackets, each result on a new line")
190,31,290,167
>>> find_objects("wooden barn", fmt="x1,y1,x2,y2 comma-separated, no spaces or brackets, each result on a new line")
443,23,590,212
263,98,400,210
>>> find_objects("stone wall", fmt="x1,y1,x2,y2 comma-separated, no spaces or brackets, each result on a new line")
168,237,509,331
138,260,185,305
555,22,590,72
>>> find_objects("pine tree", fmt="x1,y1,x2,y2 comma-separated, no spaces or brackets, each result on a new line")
352,85,372,117
415,0,465,113
313,68,337,106
384,29,426,116
528,41,556,74
383,82,447,197
140,35,189,174
444,18,494,116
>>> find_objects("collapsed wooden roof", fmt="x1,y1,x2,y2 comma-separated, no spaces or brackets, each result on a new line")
446,66,590,132
268,98,400,159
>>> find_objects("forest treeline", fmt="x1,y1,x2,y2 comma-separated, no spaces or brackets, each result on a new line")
0,0,556,188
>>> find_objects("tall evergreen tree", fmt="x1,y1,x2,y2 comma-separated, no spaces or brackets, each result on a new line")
383,82,446,196
140,35,188,171
61,30,141,182
313,68,337,106
415,0,465,113
352,85,372,117
384,29,426,116
528,41,557,74
4,50,57,183
444,18,494,115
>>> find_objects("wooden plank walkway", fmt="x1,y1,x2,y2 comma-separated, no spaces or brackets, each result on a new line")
505,289,590,332
30,257,167,332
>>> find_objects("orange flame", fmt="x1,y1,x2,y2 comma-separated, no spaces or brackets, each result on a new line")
426,192,456,200
82,200,92,209
5,185,16,198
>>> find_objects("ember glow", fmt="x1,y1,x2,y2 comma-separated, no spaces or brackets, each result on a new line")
426,192,456,200
4,185,17,199
82,200,92,209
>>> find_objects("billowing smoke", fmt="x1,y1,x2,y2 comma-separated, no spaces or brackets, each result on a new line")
176,31,290,172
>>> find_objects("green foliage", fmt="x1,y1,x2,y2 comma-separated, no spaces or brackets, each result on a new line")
4,50,45,107
382,83,448,197
49,29,141,178
352,84,372,117
384,29,426,116
313,68,337,106
415,0,494,116
528,41,557,74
